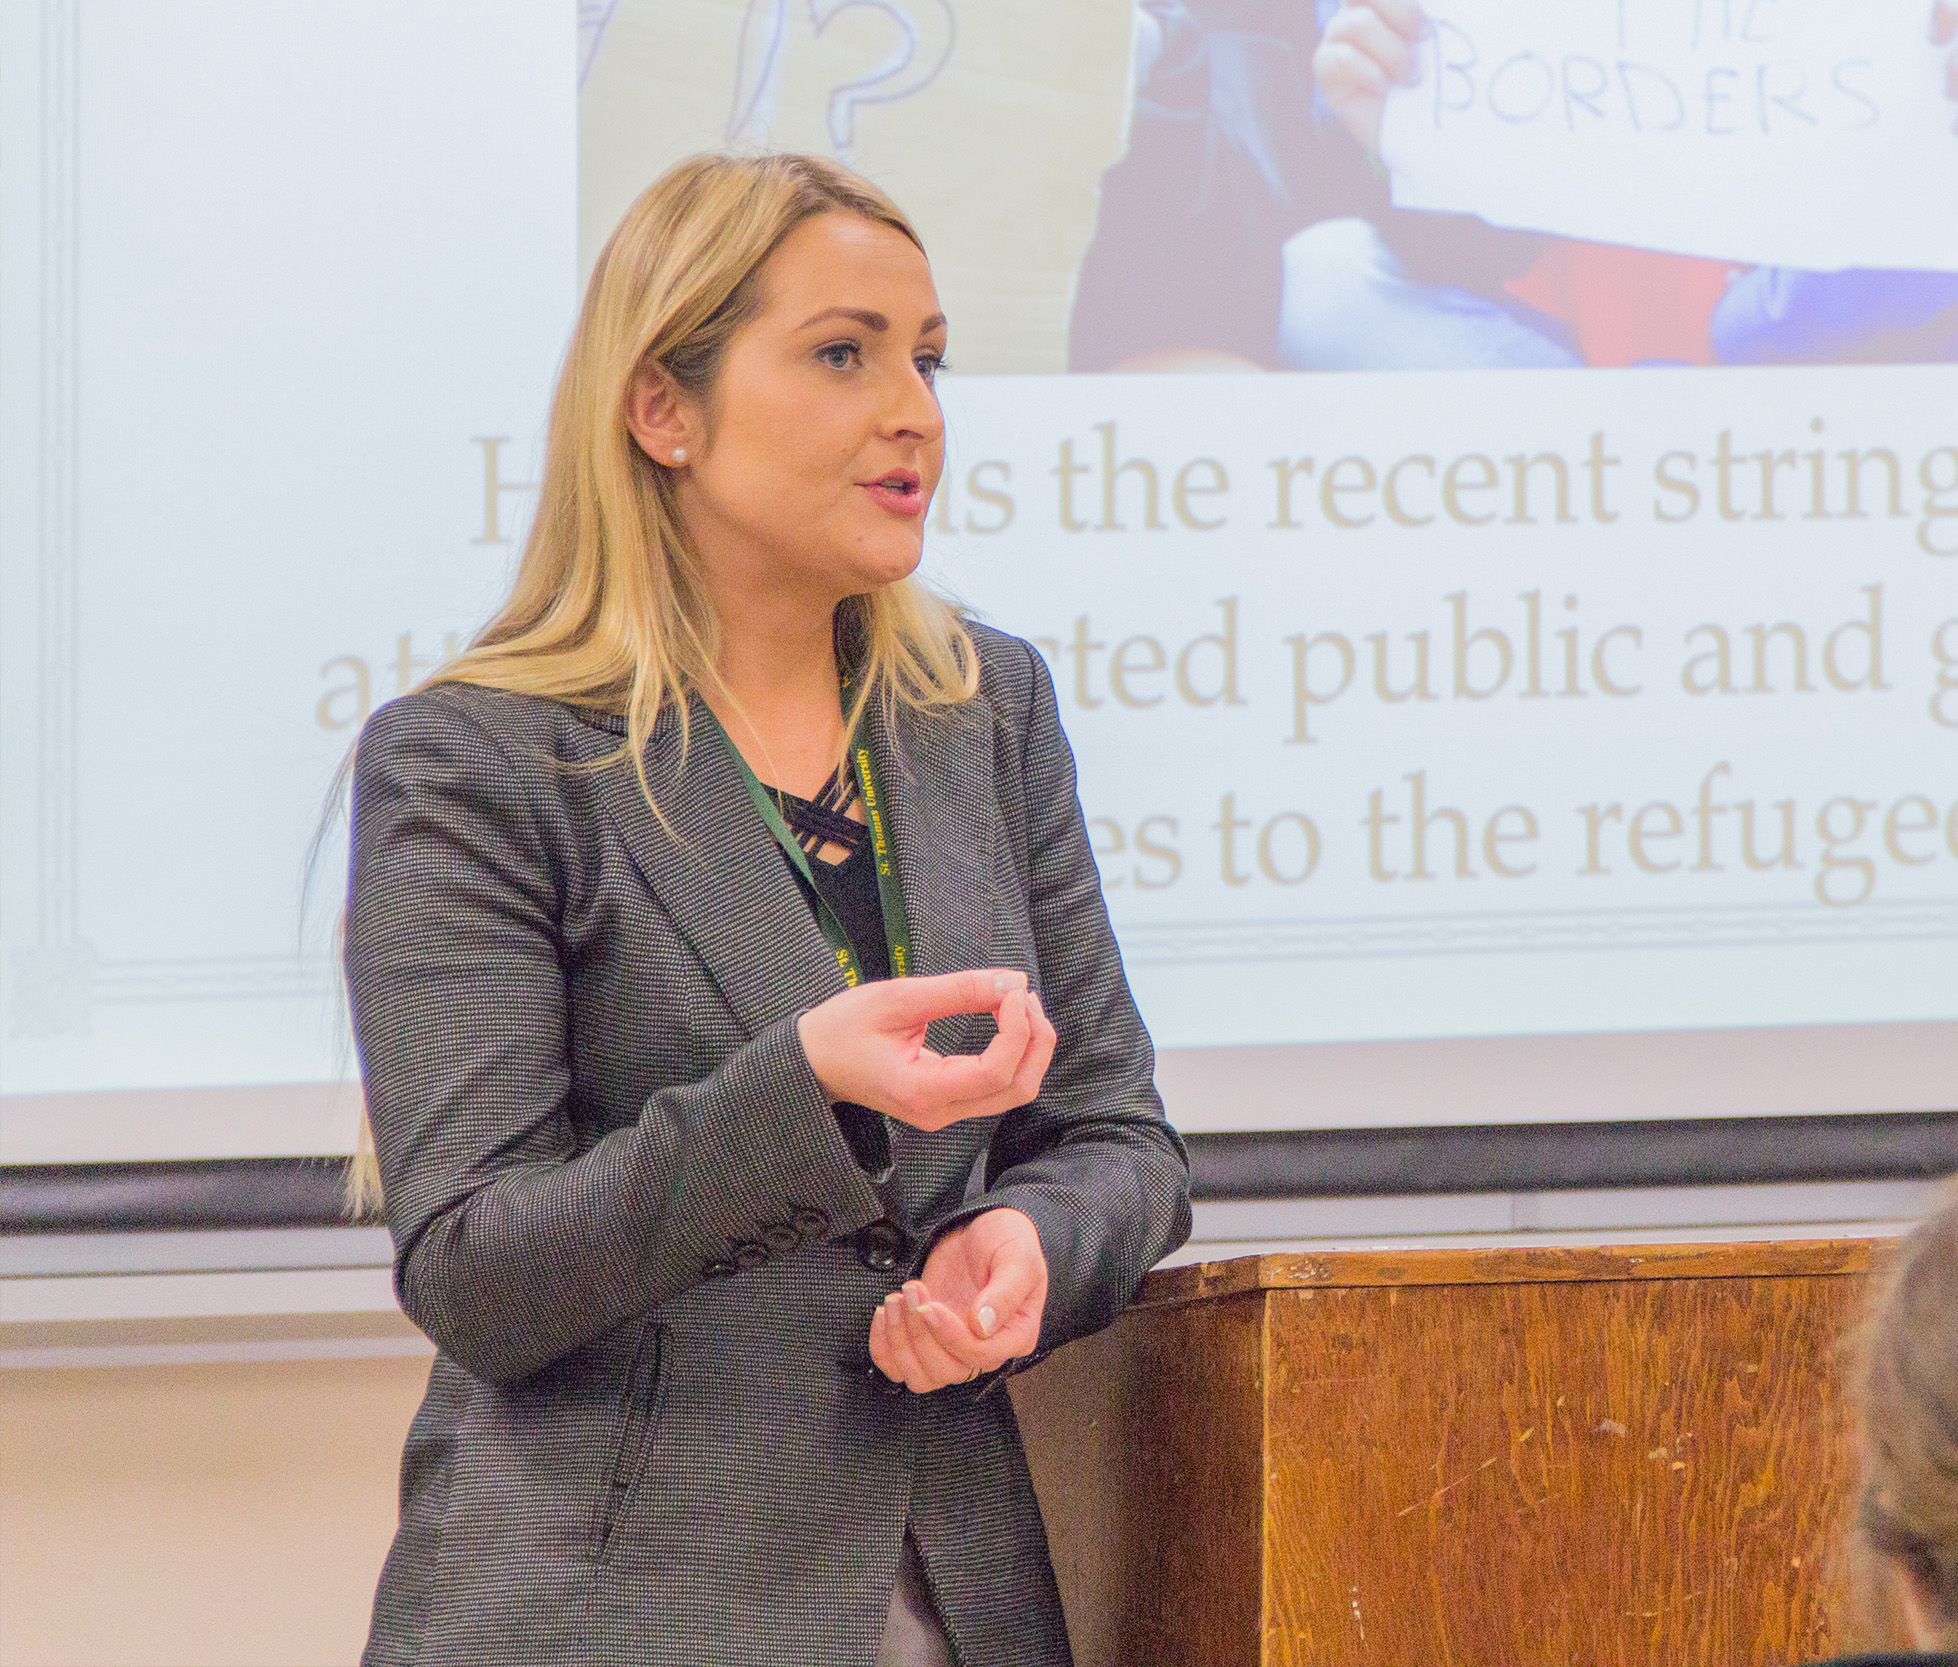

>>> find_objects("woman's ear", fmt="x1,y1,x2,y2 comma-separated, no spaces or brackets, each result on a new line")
624,363,697,469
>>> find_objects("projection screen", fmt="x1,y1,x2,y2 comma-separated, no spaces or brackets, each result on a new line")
2,0,1953,1167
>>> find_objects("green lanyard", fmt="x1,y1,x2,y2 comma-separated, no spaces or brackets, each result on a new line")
701,702,913,988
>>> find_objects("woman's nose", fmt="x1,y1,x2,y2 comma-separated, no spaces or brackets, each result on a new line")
884,361,945,444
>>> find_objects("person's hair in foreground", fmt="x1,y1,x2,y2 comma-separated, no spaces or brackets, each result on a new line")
1849,1188,1958,1658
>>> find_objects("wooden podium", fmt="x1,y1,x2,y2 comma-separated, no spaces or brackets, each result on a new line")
1007,1241,1876,1667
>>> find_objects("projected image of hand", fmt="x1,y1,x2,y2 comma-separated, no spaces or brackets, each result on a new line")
1314,0,1427,154
868,1206,1048,1393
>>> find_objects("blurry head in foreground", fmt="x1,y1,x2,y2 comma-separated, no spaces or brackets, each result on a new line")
1855,1190,1958,1654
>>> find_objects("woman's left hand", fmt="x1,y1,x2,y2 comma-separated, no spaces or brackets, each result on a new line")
867,1207,1048,1393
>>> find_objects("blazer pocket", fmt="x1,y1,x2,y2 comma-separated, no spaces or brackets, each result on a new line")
595,1320,666,1562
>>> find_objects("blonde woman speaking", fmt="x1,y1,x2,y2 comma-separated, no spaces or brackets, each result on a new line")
343,153,1191,1666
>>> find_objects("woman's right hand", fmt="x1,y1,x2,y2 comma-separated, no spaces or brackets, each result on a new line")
796,970,1057,1131
1314,0,1429,155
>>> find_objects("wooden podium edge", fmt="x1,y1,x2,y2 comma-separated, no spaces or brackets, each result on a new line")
1137,1237,1878,1306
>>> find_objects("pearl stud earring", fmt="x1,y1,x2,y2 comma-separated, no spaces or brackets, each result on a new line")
671,447,687,464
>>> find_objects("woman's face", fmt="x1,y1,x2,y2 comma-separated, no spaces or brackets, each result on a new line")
647,212,948,609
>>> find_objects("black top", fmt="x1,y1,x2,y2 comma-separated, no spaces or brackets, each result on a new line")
770,772,892,1176
770,774,891,984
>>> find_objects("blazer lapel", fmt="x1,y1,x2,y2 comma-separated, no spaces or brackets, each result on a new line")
586,685,1001,1044
865,690,1001,1200
866,691,997,985
591,696,849,1040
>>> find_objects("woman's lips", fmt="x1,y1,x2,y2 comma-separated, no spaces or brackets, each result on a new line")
861,473,926,518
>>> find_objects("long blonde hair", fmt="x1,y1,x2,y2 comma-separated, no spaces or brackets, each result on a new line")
345,153,976,1215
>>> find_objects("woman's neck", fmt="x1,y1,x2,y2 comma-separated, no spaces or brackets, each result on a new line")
700,575,851,795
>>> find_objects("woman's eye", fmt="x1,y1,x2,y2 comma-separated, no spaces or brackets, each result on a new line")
915,353,945,383
817,342,860,371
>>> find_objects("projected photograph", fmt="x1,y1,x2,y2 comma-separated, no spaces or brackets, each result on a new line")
577,0,1958,376
1074,0,1958,372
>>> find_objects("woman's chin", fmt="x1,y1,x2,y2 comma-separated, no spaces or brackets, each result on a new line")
840,542,925,594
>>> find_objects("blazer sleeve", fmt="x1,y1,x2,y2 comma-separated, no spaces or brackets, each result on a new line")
917,641,1193,1364
344,692,886,1386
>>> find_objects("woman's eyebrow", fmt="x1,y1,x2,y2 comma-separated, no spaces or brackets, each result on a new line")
796,306,947,336
799,306,889,332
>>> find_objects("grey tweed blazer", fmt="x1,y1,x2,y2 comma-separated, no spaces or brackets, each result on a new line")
344,621,1192,1667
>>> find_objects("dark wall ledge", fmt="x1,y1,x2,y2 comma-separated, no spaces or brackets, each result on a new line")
2,1112,1952,1235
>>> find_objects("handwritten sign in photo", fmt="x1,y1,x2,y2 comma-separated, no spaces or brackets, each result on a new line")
1380,0,1958,273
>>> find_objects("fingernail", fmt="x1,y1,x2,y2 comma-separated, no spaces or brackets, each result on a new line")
977,1305,997,1337
992,972,1013,994
904,1284,923,1312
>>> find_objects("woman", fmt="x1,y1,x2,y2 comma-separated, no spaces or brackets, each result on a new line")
343,153,1191,1666
1821,1191,1958,1666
